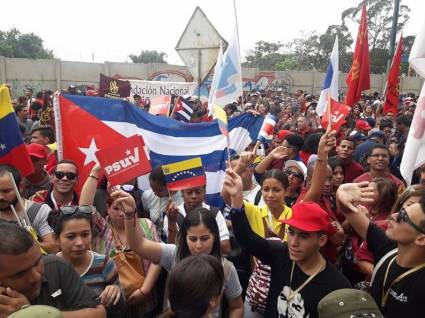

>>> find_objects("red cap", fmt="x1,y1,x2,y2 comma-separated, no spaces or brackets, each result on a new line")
355,120,371,131
26,143,47,159
281,202,331,233
277,130,292,141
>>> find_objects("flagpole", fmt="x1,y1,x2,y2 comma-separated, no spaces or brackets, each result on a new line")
233,0,241,58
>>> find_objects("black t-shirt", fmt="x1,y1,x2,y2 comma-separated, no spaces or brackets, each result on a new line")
231,207,351,318
367,223,425,318
33,255,100,310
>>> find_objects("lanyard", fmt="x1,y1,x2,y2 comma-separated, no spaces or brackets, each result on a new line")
381,255,425,308
287,260,325,302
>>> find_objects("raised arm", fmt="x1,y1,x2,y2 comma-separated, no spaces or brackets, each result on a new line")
222,151,255,205
302,130,336,202
336,182,375,240
254,146,287,175
111,190,162,264
80,164,102,206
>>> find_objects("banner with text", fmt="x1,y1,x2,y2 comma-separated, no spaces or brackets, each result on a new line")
127,80,198,99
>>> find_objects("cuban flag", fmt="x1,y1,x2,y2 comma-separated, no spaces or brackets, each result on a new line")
174,96,194,122
317,36,339,116
54,94,263,207
211,26,242,108
257,113,278,144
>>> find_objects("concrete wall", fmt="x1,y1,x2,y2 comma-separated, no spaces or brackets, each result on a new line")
1,56,423,98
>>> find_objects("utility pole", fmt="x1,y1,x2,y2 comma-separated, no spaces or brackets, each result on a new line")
386,0,401,74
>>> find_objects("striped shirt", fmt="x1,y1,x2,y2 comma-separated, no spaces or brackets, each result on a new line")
80,251,119,297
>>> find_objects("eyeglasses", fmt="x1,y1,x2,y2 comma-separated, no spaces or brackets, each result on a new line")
54,171,77,180
284,168,304,179
59,205,92,216
396,207,425,234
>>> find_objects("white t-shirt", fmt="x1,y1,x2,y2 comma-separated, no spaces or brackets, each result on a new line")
243,184,264,207
163,202,230,242
141,190,183,232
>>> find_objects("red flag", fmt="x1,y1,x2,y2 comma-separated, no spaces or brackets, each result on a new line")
383,35,403,116
345,5,370,106
0,85,34,177
149,96,171,116
58,95,127,191
96,135,152,186
321,99,351,131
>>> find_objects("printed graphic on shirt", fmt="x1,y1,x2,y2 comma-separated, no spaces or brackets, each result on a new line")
277,286,308,318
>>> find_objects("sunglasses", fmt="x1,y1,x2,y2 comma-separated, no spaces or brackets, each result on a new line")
284,168,304,179
59,205,92,216
54,171,77,180
396,207,425,235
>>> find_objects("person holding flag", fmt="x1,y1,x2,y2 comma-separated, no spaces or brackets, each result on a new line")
161,157,231,255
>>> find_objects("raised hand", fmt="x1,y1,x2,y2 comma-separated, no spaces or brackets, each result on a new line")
336,182,375,213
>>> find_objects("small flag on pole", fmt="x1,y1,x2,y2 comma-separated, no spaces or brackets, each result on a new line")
162,157,206,191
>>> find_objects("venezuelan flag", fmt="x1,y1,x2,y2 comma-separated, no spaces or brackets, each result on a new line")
0,85,34,176
162,157,206,191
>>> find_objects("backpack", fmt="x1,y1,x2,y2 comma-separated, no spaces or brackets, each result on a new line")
254,189,262,206
27,202,44,225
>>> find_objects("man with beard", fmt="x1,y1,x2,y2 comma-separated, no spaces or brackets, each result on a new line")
353,144,405,194
0,223,106,318
32,160,79,210
0,165,56,253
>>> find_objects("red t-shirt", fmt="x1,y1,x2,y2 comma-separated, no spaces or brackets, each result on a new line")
341,159,364,183
353,172,405,193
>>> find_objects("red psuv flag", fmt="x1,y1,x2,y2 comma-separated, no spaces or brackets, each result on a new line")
383,34,403,116
321,99,350,131
96,135,152,186
345,5,370,106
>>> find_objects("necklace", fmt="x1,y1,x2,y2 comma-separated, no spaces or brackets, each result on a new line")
287,258,326,302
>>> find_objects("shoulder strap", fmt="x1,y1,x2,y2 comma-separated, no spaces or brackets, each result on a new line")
370,248,398,285
254,189,262,205
27,202,43,224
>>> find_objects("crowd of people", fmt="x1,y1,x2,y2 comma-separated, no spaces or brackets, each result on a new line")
1,83,425,318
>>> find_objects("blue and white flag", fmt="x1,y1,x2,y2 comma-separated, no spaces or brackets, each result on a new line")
317,36,339,116
208,40,224,116
211,26,242,109
56,95,263,207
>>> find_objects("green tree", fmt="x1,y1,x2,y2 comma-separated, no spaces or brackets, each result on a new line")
128,50,167,63
0,28,54,59
243,40,285,70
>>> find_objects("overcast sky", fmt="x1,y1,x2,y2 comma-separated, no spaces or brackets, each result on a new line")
1,0,423,65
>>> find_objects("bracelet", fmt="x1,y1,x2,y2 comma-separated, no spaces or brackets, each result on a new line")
316,157,327,162
168,227,177,232
89,175,99,180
